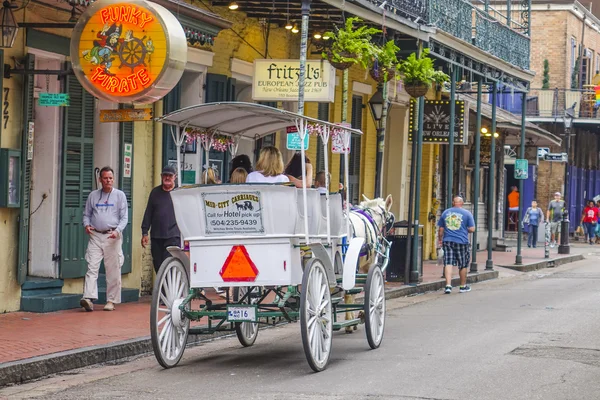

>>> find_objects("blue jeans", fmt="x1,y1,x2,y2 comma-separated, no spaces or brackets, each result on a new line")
583,222,597,241
527,224,538,247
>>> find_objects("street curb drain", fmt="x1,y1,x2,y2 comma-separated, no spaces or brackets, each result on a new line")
0,269,496,387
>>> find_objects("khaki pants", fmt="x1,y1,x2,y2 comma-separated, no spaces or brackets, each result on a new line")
83,231,124,303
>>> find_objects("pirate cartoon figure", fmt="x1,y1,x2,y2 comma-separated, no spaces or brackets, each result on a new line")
82,23,133,74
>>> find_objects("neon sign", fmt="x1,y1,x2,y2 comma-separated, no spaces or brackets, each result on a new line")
71,0,187,104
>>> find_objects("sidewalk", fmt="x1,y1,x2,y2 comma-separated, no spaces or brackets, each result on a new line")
0,244,590,387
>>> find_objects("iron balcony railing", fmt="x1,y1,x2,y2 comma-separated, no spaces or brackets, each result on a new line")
518,88,598,119
367,0,531,70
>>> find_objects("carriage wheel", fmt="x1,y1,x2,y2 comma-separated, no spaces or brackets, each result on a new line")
300,258,333,372
364,266,386,349
150,257,190,368
233,287,259,347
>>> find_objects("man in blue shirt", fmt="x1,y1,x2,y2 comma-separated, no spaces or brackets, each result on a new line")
437,196,475,294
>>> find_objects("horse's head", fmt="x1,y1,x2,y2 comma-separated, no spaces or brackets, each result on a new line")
359,194,395,235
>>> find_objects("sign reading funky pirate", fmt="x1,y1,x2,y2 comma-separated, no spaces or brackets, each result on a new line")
252,59,335,102
70,0,187,104
202,192,265,235
408,100,467,145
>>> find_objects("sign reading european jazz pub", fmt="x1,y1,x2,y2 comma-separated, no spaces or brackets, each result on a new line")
252,60,335,102
70,0,188,104
408,100,467,145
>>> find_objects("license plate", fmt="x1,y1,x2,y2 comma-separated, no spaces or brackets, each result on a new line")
227,305,257,322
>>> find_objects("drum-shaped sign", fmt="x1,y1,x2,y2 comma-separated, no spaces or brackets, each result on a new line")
70,0,187,104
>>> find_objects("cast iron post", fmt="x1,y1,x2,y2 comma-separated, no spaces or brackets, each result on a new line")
486,82,497,270
515,91,527,265
558,210,571,254
410,96,425,284
446,67,456,209
296,0,311,116
470,79,483,273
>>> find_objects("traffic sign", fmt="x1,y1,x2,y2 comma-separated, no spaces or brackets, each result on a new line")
537,147,549,158
543,153,568,162
515,159,528,179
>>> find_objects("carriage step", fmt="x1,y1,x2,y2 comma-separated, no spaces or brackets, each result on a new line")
333,319,361,330
332,297,343,304
345,288,363,295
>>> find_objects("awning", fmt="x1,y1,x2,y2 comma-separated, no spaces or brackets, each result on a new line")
156,102,363,139
458,94,562,146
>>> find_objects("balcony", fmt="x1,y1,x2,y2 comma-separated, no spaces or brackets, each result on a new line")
518,89,598,119
370,0,530,70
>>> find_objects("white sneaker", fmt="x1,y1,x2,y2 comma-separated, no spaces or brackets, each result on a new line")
550,241,555,248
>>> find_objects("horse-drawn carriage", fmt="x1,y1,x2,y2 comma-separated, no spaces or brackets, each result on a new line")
151,102,393,372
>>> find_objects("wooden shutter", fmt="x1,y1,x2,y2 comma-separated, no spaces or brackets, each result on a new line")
119,104,133,274
17,53,34,284
349,96,363,204
162,82,181,166
60,64,95,279
205,73,228,103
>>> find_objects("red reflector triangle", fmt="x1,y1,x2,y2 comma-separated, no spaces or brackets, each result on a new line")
219,245,259,282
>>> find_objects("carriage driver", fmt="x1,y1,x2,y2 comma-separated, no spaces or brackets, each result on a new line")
80,166,128,312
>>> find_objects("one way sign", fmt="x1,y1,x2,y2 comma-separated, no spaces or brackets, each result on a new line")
543,153,568,162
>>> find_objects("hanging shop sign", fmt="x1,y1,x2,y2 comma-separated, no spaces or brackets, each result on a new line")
70,0,187,104
99,108,153,122
408,100,467,145
252,59,335,102
38,93,70,107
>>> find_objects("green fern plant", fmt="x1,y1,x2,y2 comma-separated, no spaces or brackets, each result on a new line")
398,48,449,87
322,17,381,70
370,40,400,81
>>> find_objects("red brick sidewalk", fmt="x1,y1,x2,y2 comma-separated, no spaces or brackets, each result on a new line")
0,245,587,365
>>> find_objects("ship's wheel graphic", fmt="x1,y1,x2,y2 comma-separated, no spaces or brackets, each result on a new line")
118,36,147,72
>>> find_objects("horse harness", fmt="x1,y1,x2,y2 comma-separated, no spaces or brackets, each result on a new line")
350,205,395,263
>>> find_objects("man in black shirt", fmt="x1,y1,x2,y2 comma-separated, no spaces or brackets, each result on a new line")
141,165,181,273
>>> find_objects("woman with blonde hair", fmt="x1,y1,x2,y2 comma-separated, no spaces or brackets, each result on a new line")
246,146,289,183
201,167,220,185
230,167,248,183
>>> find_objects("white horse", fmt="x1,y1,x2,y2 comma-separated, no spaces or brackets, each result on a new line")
344,194,394,331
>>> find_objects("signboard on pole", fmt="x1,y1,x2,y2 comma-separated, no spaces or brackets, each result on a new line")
408,100,467,145
100,108,153,123
331,122,351,154
285,126,309,151
38,93,70,107
537,147,549,159
123,143,132,178
252,59,335,102
543,153,568,162
515,159,529,179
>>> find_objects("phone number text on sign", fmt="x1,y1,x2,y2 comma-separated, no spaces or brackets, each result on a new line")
202,191,265,235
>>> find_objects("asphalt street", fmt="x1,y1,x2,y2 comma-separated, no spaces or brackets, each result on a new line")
3,256,600,400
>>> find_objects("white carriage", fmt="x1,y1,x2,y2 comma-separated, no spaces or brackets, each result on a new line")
151,102,389,372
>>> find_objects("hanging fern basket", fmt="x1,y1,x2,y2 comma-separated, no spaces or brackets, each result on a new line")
369,67,395,83
327,51,357,70
404,82,429,98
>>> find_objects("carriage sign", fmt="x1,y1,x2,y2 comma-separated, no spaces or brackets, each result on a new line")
202,191,265,235
70,0,188,104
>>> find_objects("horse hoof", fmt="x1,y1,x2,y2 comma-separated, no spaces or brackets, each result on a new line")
345,327,354,334
358,311,365,323
353,325,358,331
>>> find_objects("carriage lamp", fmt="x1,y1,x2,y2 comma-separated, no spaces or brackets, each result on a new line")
0,0,18,48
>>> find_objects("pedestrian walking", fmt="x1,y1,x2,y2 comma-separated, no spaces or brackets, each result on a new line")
581,200,599,245
523,200,544,248
141,165,181,274
546,192,566,248
80,166,128,312
437,196,475,294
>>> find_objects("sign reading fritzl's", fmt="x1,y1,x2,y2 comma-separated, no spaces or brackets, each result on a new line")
252,59,335,102
408,100,467,145
202,192,264,235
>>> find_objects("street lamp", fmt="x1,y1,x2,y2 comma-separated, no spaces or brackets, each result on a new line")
563,103,575,203
0,0,18,49
369,86,390,198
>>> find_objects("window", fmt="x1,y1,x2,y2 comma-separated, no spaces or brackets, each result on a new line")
596,54,600,75
348,95,363,204
571,37,577,72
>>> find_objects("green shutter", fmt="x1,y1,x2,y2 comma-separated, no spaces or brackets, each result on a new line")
205,73,228,102
227,77,236,101
162,82,181,166
17,53,34,285
60,64,95,279
119,105,133,274
349,96,363,204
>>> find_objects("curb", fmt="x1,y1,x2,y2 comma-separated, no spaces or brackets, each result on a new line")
0,270,499,387
497,254,585,272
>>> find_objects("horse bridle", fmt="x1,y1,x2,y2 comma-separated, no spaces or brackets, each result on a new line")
362,205,395,237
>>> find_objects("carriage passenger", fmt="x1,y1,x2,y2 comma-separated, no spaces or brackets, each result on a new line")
285,152,313,188
201,167,220,184
246,146,290,183
230,167,248,183
314,171,329,195
228,154,253,182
